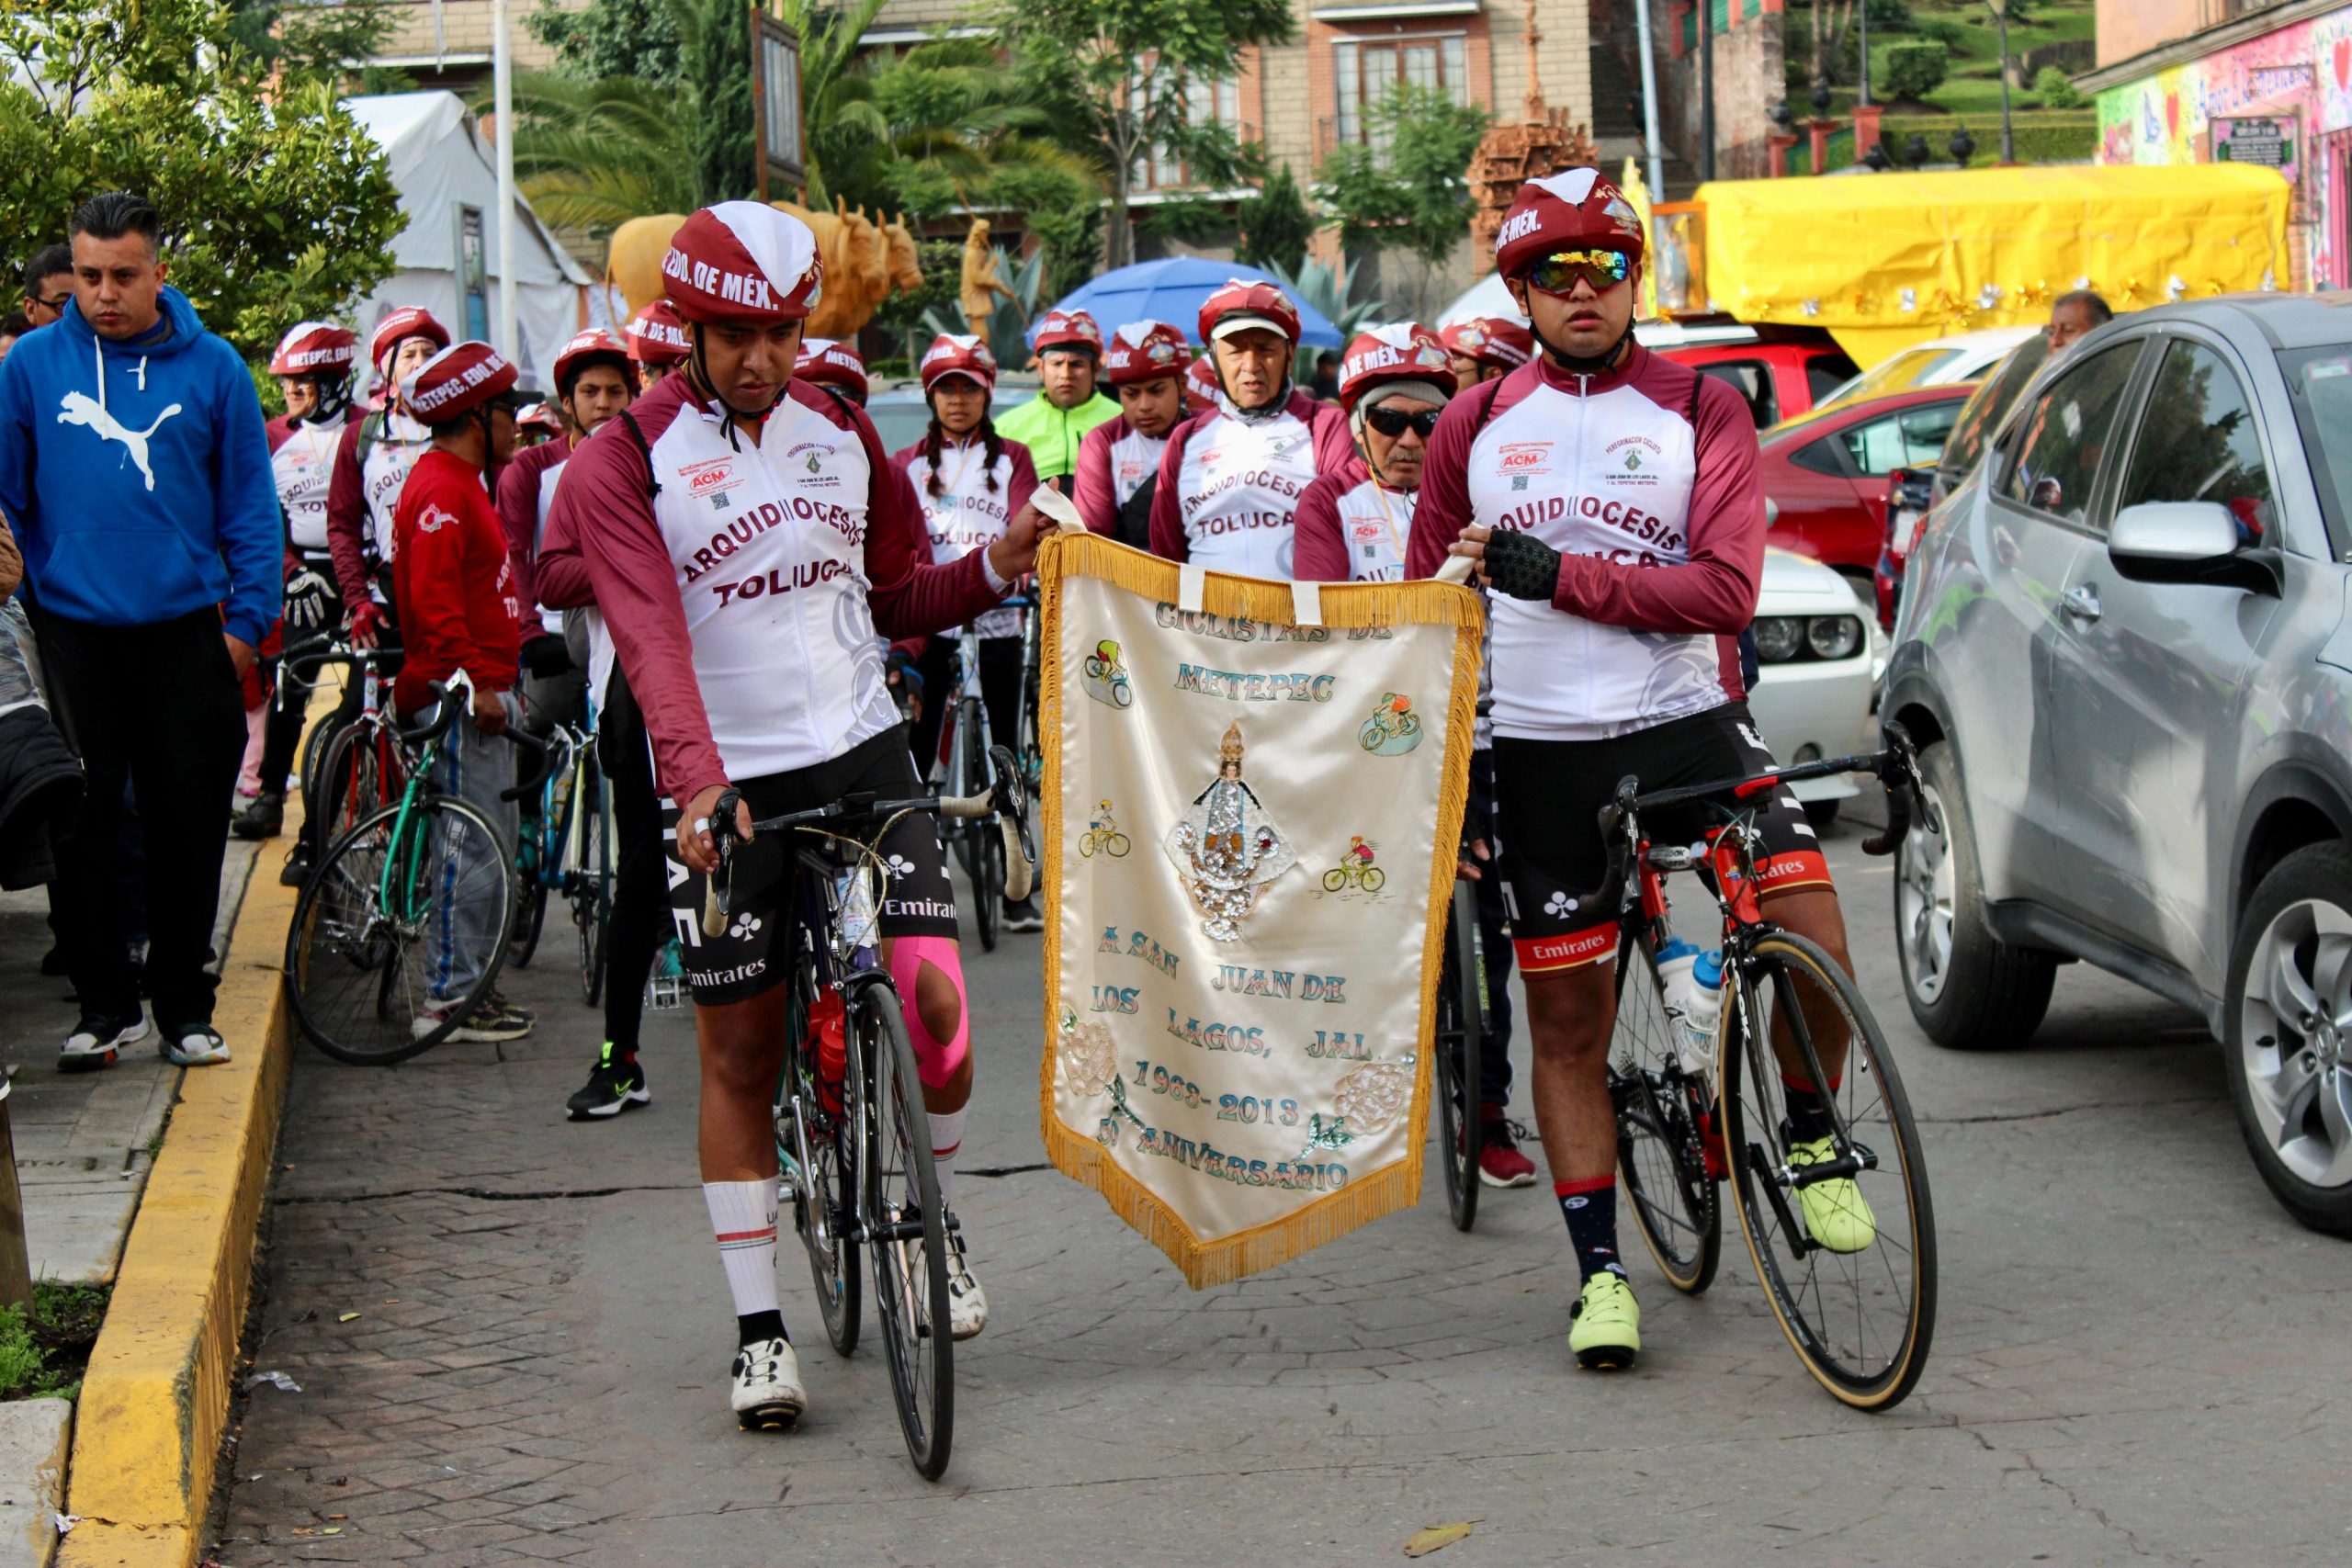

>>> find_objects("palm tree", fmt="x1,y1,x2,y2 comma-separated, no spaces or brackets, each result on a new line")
503,73,701,235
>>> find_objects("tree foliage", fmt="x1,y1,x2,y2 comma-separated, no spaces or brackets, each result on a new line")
0,0,402,356
1236,162,1314,273
989,0,1296,270
1314,87,1489,271
230,0,414,92
527,0,685,84
505,73,704,232
1882,40,1950,102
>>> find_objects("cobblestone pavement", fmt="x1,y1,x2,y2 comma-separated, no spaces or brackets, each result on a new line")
211,823,2352,1566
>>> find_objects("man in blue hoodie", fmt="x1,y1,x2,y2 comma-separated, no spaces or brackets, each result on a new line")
0,190,280,1071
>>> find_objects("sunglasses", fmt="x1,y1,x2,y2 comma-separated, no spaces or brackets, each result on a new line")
1364,405,1442,439
1523,249,1633,296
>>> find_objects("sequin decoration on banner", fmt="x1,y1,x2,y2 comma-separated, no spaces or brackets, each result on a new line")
1333,1060,1412,1136
1165,721,1296,942
1357,692,1423,756
1081,637,1135,708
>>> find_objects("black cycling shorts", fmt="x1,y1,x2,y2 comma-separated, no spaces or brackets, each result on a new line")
662,727,959,1007
1490,703,1832,975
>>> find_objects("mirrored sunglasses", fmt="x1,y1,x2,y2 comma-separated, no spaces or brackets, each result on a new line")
1524,249,1633,295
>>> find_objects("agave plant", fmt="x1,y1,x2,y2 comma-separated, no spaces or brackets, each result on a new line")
921,245,1048,364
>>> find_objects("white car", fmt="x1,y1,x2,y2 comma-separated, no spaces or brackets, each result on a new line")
1815,325,2039,412
1746,547,1879,827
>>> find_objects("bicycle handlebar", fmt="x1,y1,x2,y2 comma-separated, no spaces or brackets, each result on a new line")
393,678,553,800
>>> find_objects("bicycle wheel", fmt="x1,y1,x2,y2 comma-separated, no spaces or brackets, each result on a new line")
508,851,548,968
286,797,516,1066
575,764,612,1008
1721,930,1936,1410
296,697,337,809
785,979,860,1357
1435,879,1482,1233
849,979,952,1479
1610,927,1721,1295
1322,868,1348,893
1363,866,1385,893
971,818,1001,953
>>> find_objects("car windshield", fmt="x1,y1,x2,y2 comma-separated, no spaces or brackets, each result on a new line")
1819,346,1959,412
1938,335,2052,486
2281,345,2352,554
865,394,932,455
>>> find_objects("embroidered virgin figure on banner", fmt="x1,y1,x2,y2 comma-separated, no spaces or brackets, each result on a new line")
1166,721,1295,941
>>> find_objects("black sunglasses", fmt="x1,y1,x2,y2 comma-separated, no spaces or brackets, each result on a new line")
1364,405,1442,439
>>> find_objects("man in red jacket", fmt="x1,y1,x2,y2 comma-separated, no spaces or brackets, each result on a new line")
390,340,532,1044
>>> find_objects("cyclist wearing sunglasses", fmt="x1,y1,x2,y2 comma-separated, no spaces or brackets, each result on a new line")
1147,279,1353,578
1407,169,1863,1373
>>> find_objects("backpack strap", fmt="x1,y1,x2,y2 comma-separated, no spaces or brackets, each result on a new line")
615,408,662,498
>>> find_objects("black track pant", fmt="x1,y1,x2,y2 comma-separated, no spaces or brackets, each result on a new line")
598,667,668,1057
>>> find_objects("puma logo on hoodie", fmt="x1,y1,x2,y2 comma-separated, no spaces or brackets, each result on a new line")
57,390,182,491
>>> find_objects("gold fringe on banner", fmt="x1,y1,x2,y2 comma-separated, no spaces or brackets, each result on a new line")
1035,532,1485,1289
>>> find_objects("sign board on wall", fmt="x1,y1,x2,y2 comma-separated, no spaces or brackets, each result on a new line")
750,7,804,201
2214,115,2301,198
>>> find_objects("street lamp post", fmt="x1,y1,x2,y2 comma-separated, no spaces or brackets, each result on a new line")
492,0,518,363
1860,0,1871,108
1990,0,2016,164
1699,0,1715,182
1634,0,1667,200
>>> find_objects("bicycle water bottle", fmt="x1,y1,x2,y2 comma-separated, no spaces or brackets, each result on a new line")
1679,950,1724,1075
808,991,848,1116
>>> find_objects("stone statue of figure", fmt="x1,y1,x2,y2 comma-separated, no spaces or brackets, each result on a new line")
1166,721,1296,942
958,218,1017,350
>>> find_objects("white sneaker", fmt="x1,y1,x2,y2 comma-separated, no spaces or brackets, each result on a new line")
729,1337,805,1430
59,1011,148,1072
944,1235,989,1341
163,1026,232,1066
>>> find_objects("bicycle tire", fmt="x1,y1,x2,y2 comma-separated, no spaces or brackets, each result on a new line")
314,720,396,852
950,697,982,889
1436,879,1482,1233
785,977,861,1357
1323,867,1348,893
1721,930,1936,1411
576,763,612,1008
286,797,516,1066
508,865,548,968
1610,927,1721,1295
849,978,953,1479
1363,866,1385,893
296,698,337,810
972,820,1001,953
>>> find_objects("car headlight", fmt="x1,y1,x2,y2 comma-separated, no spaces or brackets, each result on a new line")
1752,616,1804,662
1807,615,1862,660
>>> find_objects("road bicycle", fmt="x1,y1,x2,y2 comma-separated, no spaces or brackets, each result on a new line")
1433,870,1486,1232
284,676,548,1066
505,712,611,987
702,748,1031,1480
937,623,1010,951
1603,720,1939,1411
281,642,408,875
568,729,616,1008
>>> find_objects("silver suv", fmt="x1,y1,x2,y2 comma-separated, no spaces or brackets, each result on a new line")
1883,293,2352,1235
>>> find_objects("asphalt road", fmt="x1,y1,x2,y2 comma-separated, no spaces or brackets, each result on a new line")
211,817,2352,1566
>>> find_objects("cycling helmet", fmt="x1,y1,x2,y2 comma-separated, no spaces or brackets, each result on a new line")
1336,323,1453,414
795,337,869,400
919,333,997,394
401,341,520,426
1102,320,1191,386
661,201,823,324
515,400,565,438
1493,167,1645,282
1185,354,1221,405
1032,309,1104,357
1439,317,1536,373
551,327,639,400
270,321,357,378
623,300,692,367
1197,278,1301,345
369,307,449,378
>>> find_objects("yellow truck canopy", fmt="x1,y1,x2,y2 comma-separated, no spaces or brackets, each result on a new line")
1686,163,2290,368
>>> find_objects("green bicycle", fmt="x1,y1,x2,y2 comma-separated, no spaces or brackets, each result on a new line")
284,675,548,1066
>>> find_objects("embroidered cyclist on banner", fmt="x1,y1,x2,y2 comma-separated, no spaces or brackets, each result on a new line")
1035,529,1481,1287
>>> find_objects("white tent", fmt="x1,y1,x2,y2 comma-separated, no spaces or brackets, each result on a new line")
343,92,591,390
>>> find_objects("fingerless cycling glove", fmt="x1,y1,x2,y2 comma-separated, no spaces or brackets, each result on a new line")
1481,529,1563,602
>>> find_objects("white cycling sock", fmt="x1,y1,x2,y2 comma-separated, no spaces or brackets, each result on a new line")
929,1105,966,1208
703,1179,779,1318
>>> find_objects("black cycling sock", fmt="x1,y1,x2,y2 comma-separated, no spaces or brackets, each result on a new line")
1782,1074,1838,1143
1555,1177,1624,1282
738,1309,787,1348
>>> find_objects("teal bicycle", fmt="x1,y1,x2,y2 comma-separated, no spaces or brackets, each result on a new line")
284,675,548,1065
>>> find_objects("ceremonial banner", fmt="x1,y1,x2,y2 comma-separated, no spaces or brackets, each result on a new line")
1036,532,1481,1287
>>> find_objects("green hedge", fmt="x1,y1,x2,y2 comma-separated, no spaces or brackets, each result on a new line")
1784,114,2097,175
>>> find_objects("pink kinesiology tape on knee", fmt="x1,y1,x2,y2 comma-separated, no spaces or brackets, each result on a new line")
889,935,970,1089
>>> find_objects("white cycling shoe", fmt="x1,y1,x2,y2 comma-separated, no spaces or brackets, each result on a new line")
944,1235,989,1341
729,1337,806,1431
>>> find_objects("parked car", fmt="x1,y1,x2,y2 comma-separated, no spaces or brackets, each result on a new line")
1874,333,2056,626
1664,337,1862,430
1815,325,2040,413
1756,384,1975,587
1747,547,1877,829
1882,292,2352,1235
865,372,1043,456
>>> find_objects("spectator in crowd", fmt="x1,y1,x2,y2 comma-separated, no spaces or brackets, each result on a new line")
0,312,28,365
20,244,73,328
2048,289,2112,355
0,191,279,1071
995,310,1119,485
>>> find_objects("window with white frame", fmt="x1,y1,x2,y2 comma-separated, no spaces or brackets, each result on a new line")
1137,73,1244,192
1333,33,1468,150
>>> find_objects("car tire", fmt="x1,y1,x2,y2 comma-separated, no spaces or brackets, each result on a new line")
1895,739,2055,1050
2223,841,2352,1236
1804,797,1842,832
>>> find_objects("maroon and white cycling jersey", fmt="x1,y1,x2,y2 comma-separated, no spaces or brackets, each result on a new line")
495,437,574,637
325,410,433,607
1072,415,1165,526
1292,455,1414,583
549,375,1003,803
267,411,351,555
1407,344,1764,742
892,434,1037,638
1147,389,1351,579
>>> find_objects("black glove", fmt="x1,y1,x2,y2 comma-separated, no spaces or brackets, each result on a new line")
283,565,333,632
522,633,574,678
1481,528,1563,602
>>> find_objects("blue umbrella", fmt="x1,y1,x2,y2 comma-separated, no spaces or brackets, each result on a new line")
1043,257,1343,350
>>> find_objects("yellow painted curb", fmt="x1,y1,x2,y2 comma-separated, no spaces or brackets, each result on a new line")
60,697,323,1568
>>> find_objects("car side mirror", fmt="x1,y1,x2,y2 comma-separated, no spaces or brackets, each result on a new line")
2109,501,2281,595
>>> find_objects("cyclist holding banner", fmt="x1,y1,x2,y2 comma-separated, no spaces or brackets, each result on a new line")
1407,169,1866,1372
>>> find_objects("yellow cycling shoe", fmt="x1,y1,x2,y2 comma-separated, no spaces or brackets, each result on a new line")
1568,1270,1641,1371
1788,1136,1876,1254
